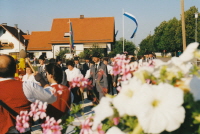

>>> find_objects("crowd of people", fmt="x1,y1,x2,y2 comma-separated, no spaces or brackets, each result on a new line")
0,51,156,133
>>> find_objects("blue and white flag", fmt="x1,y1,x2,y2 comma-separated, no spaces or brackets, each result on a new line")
123,12,138,39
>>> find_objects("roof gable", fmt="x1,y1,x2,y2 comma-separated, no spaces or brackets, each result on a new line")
50,17,115,43
0,25,27,46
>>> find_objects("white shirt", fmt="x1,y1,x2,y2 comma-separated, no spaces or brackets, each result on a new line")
22,73,39,84
65,67,82,81
0,78,57,104
107,65,113,75
85,69,91,79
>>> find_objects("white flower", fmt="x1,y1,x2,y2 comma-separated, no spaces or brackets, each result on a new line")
106,126,125,134
189,76,200,101
112,77,142,116
134,83,185,134
179,42,199,62
92,97,114,130
170,57,193,75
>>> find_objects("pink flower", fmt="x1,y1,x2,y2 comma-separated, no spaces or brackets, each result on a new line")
16,111,30,133
69,74,93,90
80,116,93,134
113,117,120,125
97,124,105,134
29,100,47,121
42,116,62,134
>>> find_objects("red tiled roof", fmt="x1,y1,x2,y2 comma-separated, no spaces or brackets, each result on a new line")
22,35,31,40
50,17,115,44
27,31,51,51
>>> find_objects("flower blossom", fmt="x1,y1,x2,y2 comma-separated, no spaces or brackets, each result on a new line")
16,111,30,133
69,74,92,90
80,115,93,134
113,77,142,116
92,97,114,130
42,116,62,134
133,83,185,134
29,100,47,121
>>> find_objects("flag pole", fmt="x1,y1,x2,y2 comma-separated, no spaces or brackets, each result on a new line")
69,19,72,54
122,9,124,52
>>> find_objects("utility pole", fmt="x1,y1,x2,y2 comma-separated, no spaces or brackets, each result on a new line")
181,0,187,51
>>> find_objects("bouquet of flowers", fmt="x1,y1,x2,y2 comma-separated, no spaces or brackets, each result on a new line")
16,42,200,134
74,42,200,134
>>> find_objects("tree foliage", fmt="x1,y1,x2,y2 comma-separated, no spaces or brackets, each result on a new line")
108,38,136,57
139,6,200,55
78,44,104,59
56,49,70,59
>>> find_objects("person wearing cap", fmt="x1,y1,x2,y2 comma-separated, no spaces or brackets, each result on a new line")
56,56,65,69
37,55,48,83
90,53,108,102
83,56,90,76
56,56,67,86
74,57,84,76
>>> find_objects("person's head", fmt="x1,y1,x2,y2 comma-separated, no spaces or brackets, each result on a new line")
39,55,45,65
0,55,16,78
90,61,95,68
149,53,153,58
25,65,33,75
92,53,100,63
103,57,109,65
45,63,63,84
66,60,75,71
56,56,62,65
85,57,90,63
110,57,115,62
74,57,79,64
130,57,136,63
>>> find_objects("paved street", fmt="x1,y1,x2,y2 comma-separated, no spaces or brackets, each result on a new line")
157,57,171,62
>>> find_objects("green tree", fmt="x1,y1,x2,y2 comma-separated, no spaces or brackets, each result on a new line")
138,34,156,55
139,6,200,54
56,49,70,59
109,38,136,56
78,44,104,58
184,6,200,45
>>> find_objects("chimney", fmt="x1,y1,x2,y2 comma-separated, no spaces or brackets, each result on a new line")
14,24,18,29
27,30,29,35
80,15,84,19
1,23,7,26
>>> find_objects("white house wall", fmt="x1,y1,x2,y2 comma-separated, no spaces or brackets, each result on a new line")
0,30,25,54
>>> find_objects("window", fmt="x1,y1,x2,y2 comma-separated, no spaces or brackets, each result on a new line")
60,46,76,53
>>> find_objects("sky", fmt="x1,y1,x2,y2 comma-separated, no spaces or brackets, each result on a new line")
1,0,200,46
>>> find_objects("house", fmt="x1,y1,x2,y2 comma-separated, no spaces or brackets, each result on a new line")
27,15,115,59
0,23,28,58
